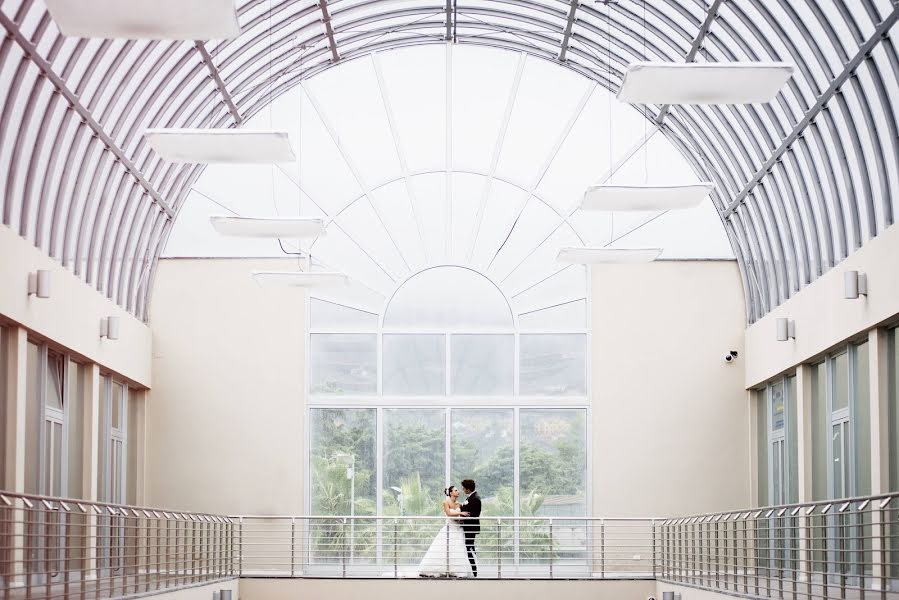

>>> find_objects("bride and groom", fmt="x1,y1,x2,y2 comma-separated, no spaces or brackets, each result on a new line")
417,479,482,578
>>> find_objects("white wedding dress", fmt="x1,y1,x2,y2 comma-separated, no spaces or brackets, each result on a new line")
417,516,471,578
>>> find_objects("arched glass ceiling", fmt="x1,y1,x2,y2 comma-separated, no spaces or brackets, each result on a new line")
166,45,730,318
0,0,896,323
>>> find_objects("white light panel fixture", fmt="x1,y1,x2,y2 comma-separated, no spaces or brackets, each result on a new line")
144,129,296,164
617,62,795,104
581,183,714,212
45,0,240,40
210,216,326,239
556,247,662,264
252,271,349,288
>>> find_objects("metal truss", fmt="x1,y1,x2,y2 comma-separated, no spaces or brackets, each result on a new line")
0,0,896,323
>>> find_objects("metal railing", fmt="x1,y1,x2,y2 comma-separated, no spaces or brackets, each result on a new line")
658,493,899,600
235,515,658,579
0,492,236,600
1,490,897,598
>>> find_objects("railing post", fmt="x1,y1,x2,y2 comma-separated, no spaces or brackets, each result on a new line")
548,519,554,580
290,517,296,577
342,518,348,578
497,519,502,580
392,519,398,579
651,520,657,580
600,518,605,579
238,517,243,578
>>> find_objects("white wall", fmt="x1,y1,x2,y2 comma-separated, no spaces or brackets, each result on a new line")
147,258,306,515
147,258,750,518
745,222,899,387
590,260,750,517
0,224,151,386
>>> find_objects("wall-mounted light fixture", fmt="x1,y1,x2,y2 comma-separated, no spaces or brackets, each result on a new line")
844,270,867,299
775,318,795,342
100,316,120,340
27,270,51,298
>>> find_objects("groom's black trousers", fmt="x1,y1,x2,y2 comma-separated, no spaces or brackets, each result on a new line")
464,531,478,577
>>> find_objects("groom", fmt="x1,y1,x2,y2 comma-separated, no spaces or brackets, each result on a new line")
460,479,481,577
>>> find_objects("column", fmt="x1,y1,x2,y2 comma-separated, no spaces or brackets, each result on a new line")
867,328,889,590
2,326,27,584
794,364,814,581
81,363,101,578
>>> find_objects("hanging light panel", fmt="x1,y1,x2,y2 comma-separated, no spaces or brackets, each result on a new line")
617,62,795,104
145,129,296,164
556,247,662,264
252,271,349,288
45,0,240,40
581,183,715,212
210,217,326,239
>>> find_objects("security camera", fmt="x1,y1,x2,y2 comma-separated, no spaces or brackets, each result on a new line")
724,350,738,363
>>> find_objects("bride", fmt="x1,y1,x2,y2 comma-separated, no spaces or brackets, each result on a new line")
417,486,471,578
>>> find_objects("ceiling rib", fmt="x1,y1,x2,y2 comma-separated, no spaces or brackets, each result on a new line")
0,10,175,218
558,0,579,62
319,0,340,63
195,41,243,125
722,4,899,218
654,0,724,126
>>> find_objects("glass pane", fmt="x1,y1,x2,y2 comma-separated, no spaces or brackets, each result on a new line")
451,409,514,515
67,361,84,498
42,421,51,496
853,342,871,495
811,363,828,501
383,334,445,396
46,352,64,411
832,352,849,412
112,382,124,430
52,422,62,497
832,423,845,498
310,334,377,395
770,382,785,431
756,390,768,506
772,441,783,505
519,334,586,396
383,409,446,516
310,298,379,330
451,335,514,396
518,300,586,331
519,409,586,516
25,342,41,494
309,409,377,516
786,376,799,503
98,375,110,499
383,266,513,329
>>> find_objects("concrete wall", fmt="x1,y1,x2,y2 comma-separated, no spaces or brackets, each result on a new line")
0,224,151,386
239,578,656,600
590,260,750,517
147,258,306,515
745,222,899,388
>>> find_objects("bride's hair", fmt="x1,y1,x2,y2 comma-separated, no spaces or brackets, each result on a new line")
444,485,456,497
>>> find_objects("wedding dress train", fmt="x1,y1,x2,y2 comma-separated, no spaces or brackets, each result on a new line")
417,519,471,578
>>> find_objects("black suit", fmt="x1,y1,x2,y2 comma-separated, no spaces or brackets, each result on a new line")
461,491,482,577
